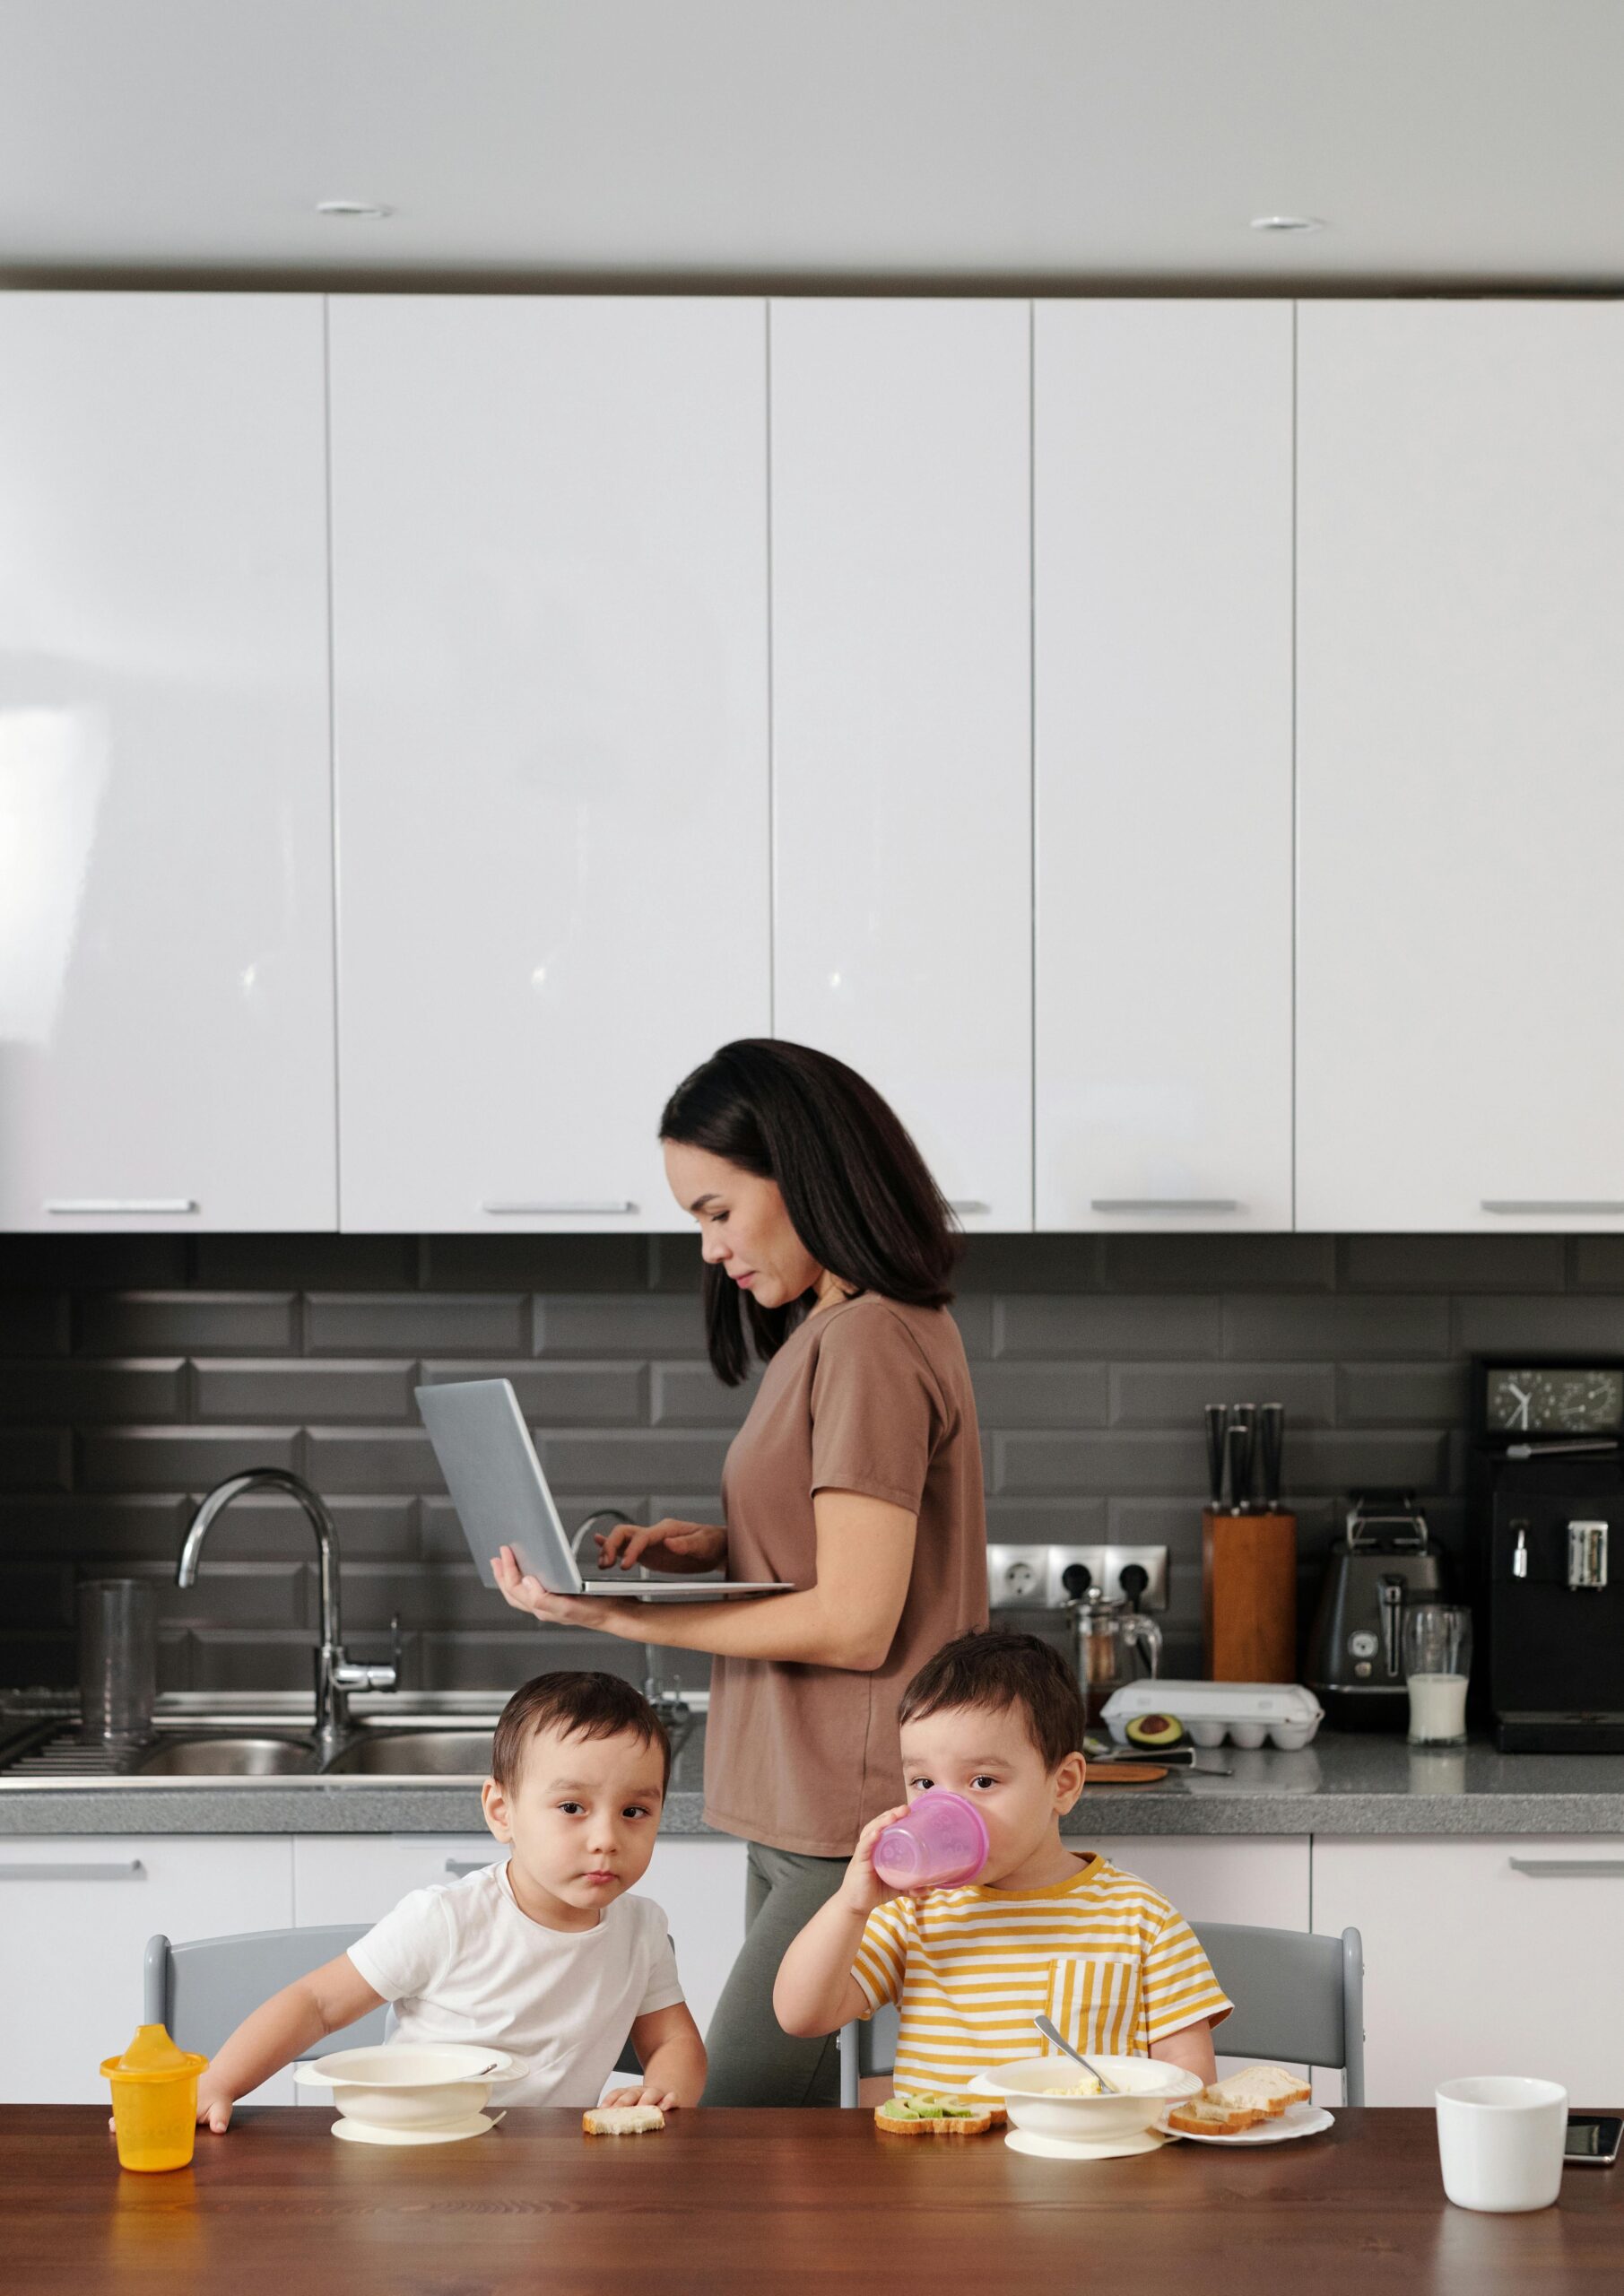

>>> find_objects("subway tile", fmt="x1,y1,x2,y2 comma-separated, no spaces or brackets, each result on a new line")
0,1236,189,1289
968,1362,1109,1429
411,1630,631,1696
342,1560,506,1633
1222,1293,1450,1360
0,1359,186,1425
182,1629,326,1695
539,1431,734,1490
195,1234,420,1290
1337,1361,1471,1427
0,1631,75,1690
194,1358,417,1423
0,1431,72,1492
1570,1236,1624,1291
957,1236,1103,1293
306,1292,528,1355
0,1561,75,1631
995,1295,1221,1360
421,1235,648,1292
0,1495,191,1560
78,1426,300,1493
1272,1430,1452,1496
994,1430,1209,1496
984,1497,1108,1544
420,1360,647,1425
1103,1497,1211,1552
161,1561,310,1631
1342,1233,1566,1292
1101,1234,1336,1292
534,1293,710,1357
1109,1361,1334,1429
0,1292,69,1357
650,1363,758,1428
946,1294,994,1358
647,1236,704,1293
170,1492,417,1563
1453,1294,1624,1354
304,1428,443,1494
78,1291,296,1355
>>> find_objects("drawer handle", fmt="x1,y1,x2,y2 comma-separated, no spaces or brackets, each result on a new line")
45,1200,198,1216
444,1858,498,1877
1090,1198,1241,1215
0,1859,146,1880
1508,1857,1624,1877
948,1201,990,1216
1482,1201,1624,1217
482,1201,638,1216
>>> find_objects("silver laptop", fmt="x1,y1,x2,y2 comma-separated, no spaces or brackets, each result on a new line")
415,1378,792,1601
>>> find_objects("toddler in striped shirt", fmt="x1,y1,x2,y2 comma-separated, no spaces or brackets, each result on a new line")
774,1629,1230,2094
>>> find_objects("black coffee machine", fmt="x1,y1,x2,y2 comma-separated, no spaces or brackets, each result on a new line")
1469,1358,1624,1752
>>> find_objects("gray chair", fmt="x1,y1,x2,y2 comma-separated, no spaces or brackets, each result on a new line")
144,1924,645,2076
838,1921,1365,2107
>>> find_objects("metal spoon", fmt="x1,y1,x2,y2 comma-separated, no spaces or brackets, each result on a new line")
1032,2013,1119,2093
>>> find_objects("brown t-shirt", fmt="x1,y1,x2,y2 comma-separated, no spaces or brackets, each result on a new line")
702,1292,989,1858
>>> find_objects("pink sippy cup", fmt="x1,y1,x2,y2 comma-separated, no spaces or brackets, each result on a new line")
872,1789,990,1890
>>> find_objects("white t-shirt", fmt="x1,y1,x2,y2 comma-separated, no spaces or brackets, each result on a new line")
347,1860,684,2107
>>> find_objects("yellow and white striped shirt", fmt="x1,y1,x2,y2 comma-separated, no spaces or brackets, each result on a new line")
852,1854,1232,2092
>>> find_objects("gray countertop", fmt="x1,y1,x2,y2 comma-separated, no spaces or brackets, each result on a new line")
4,1722,1624,1838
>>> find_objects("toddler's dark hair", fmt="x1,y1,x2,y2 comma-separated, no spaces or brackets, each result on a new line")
898,1629,1085,1771
491,1670,671,1792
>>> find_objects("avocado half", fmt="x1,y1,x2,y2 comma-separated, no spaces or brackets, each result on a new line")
1124,1711,1187,1750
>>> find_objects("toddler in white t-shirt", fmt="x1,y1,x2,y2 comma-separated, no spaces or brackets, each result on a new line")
187,1672,705,2129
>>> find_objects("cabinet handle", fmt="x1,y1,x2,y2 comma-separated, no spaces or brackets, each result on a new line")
0,1858,146,1880
948,1201,990,1216
482,1201,638,1216
1482,1201,1624,1217
1090,1198,1241,1215
45,1200,198,1216
1508,1857,1624,1878
444,1858,498,1877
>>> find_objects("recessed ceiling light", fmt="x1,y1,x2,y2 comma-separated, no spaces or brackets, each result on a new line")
315,199,394,221
1249,214,1325,234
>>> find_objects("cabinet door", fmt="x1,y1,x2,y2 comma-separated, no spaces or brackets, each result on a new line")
1298,304,1624,1231
1311,1834,1624,2105
0,295,336,1231
770,300,1032,1231
0,1836,294,2102
330,297,770,1232
1034,303,1294,1231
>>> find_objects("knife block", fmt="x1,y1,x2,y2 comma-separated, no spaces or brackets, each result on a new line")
1203,1509,1298,1682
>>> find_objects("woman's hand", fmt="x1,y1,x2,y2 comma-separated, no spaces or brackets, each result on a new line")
600,2082,682,2111
836,1804,911,1918
491,1546,623,1635
595,1519,727,1576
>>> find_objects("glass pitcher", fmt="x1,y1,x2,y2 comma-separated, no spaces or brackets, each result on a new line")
1068,1588,1163,1726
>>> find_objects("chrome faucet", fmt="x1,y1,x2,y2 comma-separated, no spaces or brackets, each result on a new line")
178,1469,399,1754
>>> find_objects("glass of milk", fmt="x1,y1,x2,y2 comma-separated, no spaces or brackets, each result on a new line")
1403,1603,1472,1744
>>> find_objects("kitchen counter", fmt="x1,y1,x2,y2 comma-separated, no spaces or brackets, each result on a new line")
4,1715,1624,1836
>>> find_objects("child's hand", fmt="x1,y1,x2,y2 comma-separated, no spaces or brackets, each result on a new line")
196,2076,235,2133
838,1805,910,1917
600,2083,681,2111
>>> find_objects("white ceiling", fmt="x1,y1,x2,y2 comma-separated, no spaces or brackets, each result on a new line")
3,0,1622,287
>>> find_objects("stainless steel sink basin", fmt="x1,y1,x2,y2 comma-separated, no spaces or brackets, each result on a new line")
135,1735,317,1777
321,1728,495,1777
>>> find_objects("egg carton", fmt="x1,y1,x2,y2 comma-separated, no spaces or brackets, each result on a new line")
1099,1680,1324,1753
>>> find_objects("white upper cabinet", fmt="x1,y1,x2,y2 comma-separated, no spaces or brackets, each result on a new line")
329,297,770,1231
1297,304,1624,1231
1034,303,1294,1231
0,294,336,1231
769,300,1033,1230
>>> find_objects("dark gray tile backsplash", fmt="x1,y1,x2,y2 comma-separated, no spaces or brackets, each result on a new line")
3,1230,1623,1700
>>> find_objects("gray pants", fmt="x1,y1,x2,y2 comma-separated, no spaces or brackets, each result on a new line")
700,1839,847,2107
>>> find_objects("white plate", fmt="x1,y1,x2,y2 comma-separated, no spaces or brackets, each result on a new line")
1005,2125,1180,2162
1154,2101,1334,2146
331,2110,502,2147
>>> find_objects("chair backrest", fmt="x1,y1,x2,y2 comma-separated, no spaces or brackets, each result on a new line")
839,1921,1364,2106
144,1926,391,2058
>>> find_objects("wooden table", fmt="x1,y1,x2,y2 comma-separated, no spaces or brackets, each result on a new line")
3,2107,1620,2294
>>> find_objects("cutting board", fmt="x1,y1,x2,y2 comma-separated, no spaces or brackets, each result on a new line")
1082,1761,1168,1786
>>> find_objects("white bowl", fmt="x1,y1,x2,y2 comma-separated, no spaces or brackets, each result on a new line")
294,2043,521,2132
989,2055,1203,2143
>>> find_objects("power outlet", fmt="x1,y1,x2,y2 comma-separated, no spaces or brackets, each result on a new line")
986,1544,1169,1614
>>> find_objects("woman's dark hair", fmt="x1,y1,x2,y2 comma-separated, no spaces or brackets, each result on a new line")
660,1039,960,1385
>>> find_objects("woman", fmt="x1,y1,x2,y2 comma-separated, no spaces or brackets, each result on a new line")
493,1039,988,2104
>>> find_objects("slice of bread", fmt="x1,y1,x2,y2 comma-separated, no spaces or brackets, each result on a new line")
582,2105,665,2135
1167,2097,1266,2137
875,2093,994,2138
1206,2065,1312,2118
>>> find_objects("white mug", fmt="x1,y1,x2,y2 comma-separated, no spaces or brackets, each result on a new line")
1435,2075,1568,2212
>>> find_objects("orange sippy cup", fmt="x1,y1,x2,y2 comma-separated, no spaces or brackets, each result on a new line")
101,2023,209,2171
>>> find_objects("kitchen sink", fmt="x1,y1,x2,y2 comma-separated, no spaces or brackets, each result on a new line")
321,1728,496,1777
135,1735,318,1777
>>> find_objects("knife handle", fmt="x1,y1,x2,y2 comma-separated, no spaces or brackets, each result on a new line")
1258,1403,1285,1510
1203,1405,1227,1508
1228,1405,1257,1514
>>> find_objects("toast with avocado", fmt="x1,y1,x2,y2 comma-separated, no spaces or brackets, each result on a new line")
874,2092,995,2138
